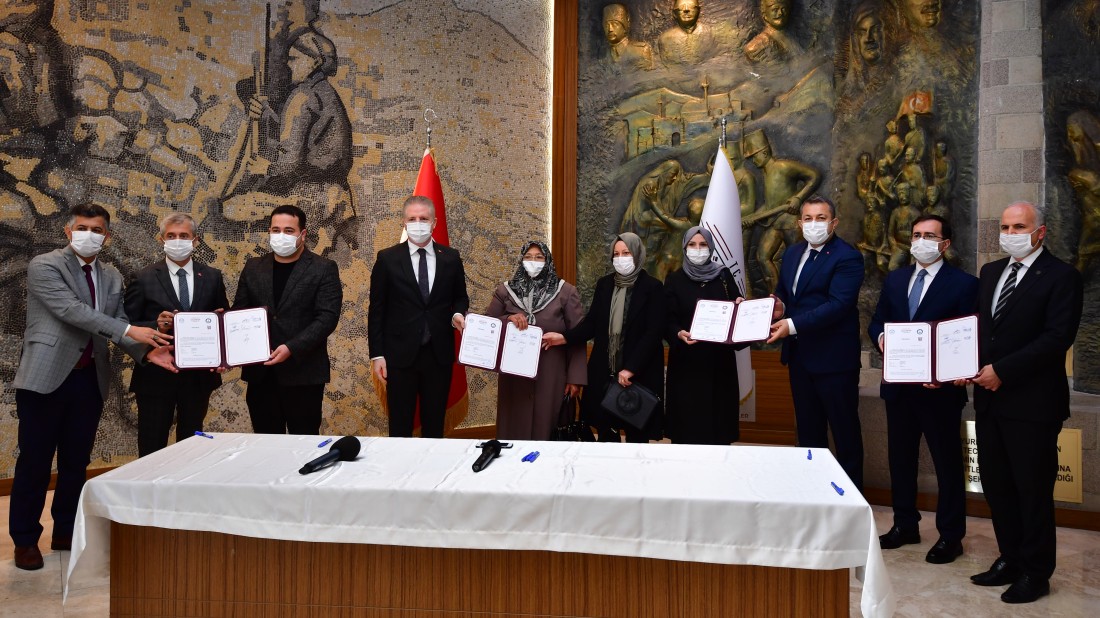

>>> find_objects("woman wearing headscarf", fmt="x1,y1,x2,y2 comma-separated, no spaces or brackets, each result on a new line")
485,241,586,440
663,226,746,444
542,233,665,443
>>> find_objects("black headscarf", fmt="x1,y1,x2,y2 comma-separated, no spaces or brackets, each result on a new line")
505,240,563,325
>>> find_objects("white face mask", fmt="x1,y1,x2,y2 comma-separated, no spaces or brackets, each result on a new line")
999,230,1037,259
164,239,195,262
70,230,105,258
269,232,300,257
685,247,710,265
613,256,635,276
801,220,831,246
522,260,545,277
909,238,943,265
406,221,433,245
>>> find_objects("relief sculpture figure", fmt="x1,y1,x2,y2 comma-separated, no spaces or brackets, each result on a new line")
836,2,890,121
620,159,709,277
741,129,821,292
603,4,653,71
932,140,955,196
883,181,921,271
1067,110,1100,272
744,0,803,65
657,0,718,66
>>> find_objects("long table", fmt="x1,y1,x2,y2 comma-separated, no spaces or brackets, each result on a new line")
66,435,894,617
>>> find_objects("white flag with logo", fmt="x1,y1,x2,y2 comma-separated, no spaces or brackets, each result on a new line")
699,146,754,412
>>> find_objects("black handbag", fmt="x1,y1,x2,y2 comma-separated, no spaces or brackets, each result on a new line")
600,382,660,431
553,395,594,441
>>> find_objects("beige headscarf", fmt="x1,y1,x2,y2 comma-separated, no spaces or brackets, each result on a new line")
609,232,645,373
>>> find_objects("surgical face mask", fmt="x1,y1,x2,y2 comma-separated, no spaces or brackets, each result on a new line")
613,256,635,276
164,239,195,262
269,232,300,257
70,230,105,258
685,248,710,265
999,230,1037,259
522,260,545,277
406,221,433,245
801,220,831,246
909,238,943,265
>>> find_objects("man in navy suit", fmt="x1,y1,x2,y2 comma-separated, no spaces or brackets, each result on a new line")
966,202,1082,604
767,195,865,489
125,213,230,455
868,215,978,564
369,195,470,438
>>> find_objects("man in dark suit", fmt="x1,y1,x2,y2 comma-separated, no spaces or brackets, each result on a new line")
868,215,978,564
10,203,175,570
369,195,470,438
767,195,865,489
232,204,342,434
966,202,1082,604
124,213,230,456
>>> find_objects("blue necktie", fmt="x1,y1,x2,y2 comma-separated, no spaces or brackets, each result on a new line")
177,270,191,311
908,269,927,320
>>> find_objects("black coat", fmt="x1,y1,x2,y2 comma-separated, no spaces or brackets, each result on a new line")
663,268,744,444
565,271,666,439
124,259,229,395
232,250,343,386
367,242,470,368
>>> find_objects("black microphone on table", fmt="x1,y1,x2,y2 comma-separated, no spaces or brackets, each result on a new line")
299,436,361,475
472,439,512,472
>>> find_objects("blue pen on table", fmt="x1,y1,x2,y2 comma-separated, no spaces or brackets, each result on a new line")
194,431,214,439
317,438,333,448
831,481,845,496
522,451,540,463
807,449,812,460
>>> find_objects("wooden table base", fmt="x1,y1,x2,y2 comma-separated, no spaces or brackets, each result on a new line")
110,523,848,617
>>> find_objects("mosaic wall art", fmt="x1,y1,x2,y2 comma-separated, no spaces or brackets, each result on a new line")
0,0,553,477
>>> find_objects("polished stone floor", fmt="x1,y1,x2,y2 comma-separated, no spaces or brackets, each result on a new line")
1,493,1097,616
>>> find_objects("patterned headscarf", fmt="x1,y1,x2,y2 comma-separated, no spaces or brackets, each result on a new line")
505,240,563,325
681,226,725,283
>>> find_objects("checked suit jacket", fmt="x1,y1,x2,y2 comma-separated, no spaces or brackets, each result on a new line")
14,246,148,399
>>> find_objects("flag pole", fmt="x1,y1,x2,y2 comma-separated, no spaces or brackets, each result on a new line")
424,108,437,150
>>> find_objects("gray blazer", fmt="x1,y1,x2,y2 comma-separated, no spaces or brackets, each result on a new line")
13,246,147,398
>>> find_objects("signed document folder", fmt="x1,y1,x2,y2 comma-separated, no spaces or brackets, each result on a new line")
172,307,271,369
458,313,543,379
882,314,979,384
688,297,775,344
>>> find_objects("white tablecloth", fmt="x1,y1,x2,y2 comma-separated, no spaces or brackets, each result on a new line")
65,434,894,617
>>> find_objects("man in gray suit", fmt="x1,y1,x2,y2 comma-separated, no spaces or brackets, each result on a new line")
232,204,342,434
10,203,176,571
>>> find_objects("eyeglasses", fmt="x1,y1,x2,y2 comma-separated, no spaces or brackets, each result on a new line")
910,233,943,241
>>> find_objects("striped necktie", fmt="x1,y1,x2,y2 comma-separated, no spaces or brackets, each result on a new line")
994,262,1022,319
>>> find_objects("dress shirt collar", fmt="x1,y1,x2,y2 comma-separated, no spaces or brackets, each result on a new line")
913,257,945,278
1011,245,1044,269
408,239,435,256
166,257,194,277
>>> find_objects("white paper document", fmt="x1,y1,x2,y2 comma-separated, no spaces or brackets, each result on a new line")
222,308,271,367
882,322,933,383
689,300,735,342
731,297,776,344
458,313,503,370
500,323,543,378
173,312,223,368
934,315,979,382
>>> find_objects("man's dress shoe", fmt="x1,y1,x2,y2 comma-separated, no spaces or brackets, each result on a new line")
925,538,963,564
971,558,1021,586
1001,574,1050,604
878,526,920,549
14,546,44,571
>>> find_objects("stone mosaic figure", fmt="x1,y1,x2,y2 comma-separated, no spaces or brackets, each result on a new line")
742,129,822,292
657,0,718,65
602,4,653,71
744,0,803,65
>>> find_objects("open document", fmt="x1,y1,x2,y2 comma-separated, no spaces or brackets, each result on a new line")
882,315,979,383
458,313,543,378
173,307,270,369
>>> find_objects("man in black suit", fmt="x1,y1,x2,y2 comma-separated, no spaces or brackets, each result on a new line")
767,195,866,490
369,195,470,438
125,213,230,455
966,202,1082,604
232,204,342,434
868,215,978,564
